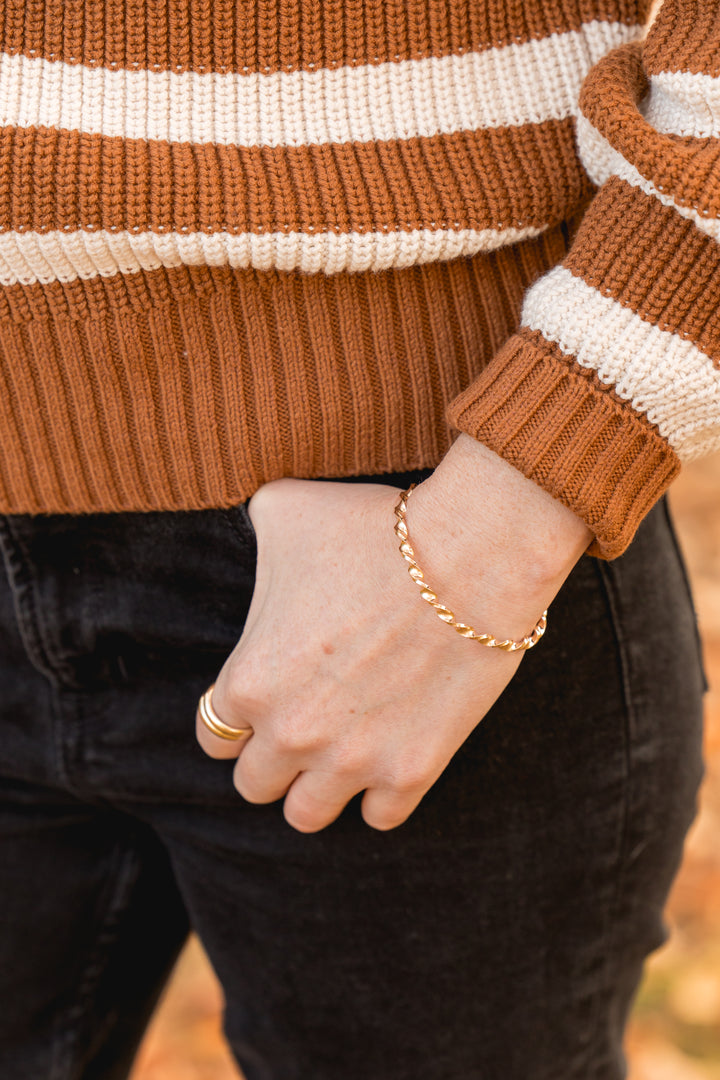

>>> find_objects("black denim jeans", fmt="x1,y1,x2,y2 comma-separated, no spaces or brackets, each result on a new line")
0,467,706,1080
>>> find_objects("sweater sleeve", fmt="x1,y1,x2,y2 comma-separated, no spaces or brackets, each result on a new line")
445,0,720,558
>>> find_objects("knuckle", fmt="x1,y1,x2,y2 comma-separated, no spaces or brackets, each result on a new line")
232,754,291,805
219,658,269,718
272,716,325,755
363,806,410,832
234,775,269,805
224,658,261,704
285,812,324,834
387,763,431,795
386,747,440,794
283,801,326,834
331,745,368,778
272,727,305,755
232,763,258,800
213,672,243,715
283,784,340,833
221,683,246,718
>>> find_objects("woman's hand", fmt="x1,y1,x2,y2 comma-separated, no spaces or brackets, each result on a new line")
196,436,592,833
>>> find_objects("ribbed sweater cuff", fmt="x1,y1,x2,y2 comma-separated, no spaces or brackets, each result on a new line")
445,329,680,559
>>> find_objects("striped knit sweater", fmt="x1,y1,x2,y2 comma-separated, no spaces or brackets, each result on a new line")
0,0,717,557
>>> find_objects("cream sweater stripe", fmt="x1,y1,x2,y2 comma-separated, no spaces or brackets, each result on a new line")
0,21,639,148
0,225,547,286
521,266,720,461
643,70,720,138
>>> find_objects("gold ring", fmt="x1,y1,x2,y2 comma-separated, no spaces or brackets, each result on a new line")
198,684,253,741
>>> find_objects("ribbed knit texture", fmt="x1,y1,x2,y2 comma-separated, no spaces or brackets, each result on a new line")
0,233,568,512
0,0,717,556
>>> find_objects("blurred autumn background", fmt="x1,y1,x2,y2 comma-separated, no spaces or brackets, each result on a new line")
130,454,720,1080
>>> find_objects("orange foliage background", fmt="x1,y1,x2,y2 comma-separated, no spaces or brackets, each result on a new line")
131,455,720,1080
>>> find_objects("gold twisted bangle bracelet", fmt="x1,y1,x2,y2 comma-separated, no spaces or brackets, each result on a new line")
393,484,548,652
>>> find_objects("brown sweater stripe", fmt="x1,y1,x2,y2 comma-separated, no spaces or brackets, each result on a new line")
643,0,720,77
563,179,720,365
580,43,720,218
0,262,223,326
0,0,642,74
0,121,589,238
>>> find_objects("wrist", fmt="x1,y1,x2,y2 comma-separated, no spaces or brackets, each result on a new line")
404,435,592,632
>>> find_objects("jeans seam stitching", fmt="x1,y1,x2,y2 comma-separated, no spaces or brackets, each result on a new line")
49,841,141,1080
0,518,66,682
584,559,635,1080
2,518,108,693
661,498,709,693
